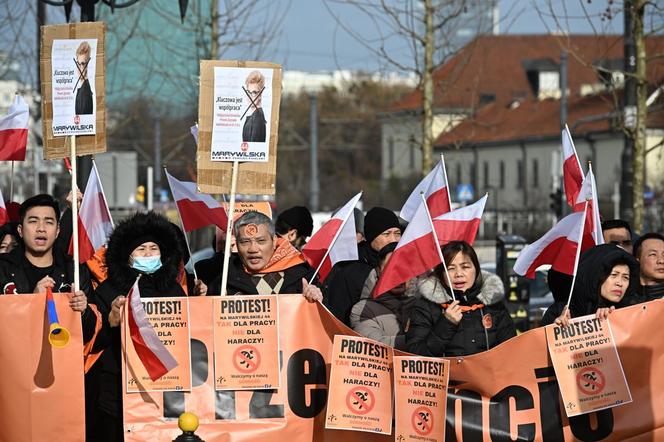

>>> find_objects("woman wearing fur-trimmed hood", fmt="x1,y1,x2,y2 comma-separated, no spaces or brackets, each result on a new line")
406,241,516,357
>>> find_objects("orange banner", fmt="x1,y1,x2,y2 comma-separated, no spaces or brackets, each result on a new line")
0,293,85,442
124,297,191,392
213,296,280,390
394,355,450,442
546,315,632,417
325,335,393,435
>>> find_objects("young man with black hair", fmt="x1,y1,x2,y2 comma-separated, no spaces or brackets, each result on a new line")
275,206,314,251
0,194,98,342
602,219,633,254
633,232,664,301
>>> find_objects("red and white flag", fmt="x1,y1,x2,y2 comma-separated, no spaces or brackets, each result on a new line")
433,194,487,246
0,187,8,226
127,278,178,381
400,157,452,221
302,192,361,281
561,125,584,208
69,162,113,263
574,166,604,246
0,94,29,161
513,210,590,279
165,170,228,232
373,199,443,298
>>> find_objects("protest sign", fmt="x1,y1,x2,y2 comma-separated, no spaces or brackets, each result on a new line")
325,335,393,435
197,60,281,195
546,315,632,417
125,297,191,393
213,296,280,390
394,355,450,442
40,22,106,159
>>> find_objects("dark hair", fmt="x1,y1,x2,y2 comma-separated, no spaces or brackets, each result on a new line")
435,241,482,288
19,194,60,224
602,219,632,235
0,222,19,241
275,217,293,236
598,256,634,288
633,232,664,259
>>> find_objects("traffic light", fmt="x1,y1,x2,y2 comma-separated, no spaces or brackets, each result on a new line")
136,185,146,204
549,187,563,218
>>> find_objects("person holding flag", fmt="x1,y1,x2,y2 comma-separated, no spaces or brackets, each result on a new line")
406,241,516,357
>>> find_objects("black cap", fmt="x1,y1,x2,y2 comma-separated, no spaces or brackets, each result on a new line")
277,206,313,238
364,207,400,244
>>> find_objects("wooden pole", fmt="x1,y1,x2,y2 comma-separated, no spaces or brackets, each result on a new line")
220,160,239,296
70,136,80,292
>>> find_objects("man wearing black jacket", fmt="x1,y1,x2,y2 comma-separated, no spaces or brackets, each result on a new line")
0,194,97,342
323,207,402,325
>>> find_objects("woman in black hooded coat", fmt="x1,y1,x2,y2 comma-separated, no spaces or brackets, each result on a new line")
553,244,641,326
86,212,198,442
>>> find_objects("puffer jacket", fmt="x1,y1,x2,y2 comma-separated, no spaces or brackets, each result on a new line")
406,270,516,357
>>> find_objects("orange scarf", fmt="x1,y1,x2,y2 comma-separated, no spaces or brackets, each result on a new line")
244,237,305,274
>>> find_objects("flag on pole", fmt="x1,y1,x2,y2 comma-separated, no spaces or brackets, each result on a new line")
70,162,113,263
574,166,604,246
165,170,228,232
0,94,29,161
433,194,487,246
373,200,443,298
400,158,452,222
513,210,588,279
561,126,584,207
0,187,8,226
302,192,361,281
127,278,178,381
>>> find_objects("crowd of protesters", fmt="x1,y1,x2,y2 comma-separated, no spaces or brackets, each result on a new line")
0,189,662,442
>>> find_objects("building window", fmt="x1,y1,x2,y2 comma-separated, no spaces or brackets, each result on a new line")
456,162,462,185
483,161,489,188
388,137,394,170
532,158,539,188
499,161,505,189
517,159,523,188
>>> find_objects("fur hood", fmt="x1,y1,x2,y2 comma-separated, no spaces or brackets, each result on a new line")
105,211,183,292
416,270,505,305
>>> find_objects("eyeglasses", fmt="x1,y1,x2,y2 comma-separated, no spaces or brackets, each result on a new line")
246,90,262,96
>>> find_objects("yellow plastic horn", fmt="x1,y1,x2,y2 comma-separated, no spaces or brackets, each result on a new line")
48,323,71,348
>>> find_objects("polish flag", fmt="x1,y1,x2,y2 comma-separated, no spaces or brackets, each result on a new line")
574,166,604,246
0,94,29,161
302,192,361,281
0,188,8,226
127,278,178,381
400,157,452,222
513,210,588,279
373,199,443,298
165,170,228,232
433,194,487,246
562,126,584,207
69,162,113,263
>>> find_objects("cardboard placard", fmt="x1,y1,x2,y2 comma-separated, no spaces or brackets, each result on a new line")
394,355,450,442
213,296,280,390
325,335,393,435
197,60,281,195
546,315,632,417
40,22,106,159
124,297,192,392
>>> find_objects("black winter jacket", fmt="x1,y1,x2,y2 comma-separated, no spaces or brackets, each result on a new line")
406,271,516,357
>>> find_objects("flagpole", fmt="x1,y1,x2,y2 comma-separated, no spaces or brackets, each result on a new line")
9,161,14,203
440,154,452,208
220,160,239,296
308,193,361,285
565,200,589,311
70,136,80,292
164,167,198,282
420,193,455,301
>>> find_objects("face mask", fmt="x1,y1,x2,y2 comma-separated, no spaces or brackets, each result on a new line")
131,255,162,274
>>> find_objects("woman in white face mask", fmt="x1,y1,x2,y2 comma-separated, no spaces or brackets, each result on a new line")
85,211,202,441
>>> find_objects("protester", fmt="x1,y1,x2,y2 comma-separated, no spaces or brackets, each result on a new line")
553,244,640,327
349,242,415,350
208,211,322,300
633,232,664,301
0,222,19,254
195,226,226,285
539,269,573,326
602,219,633,254
275,205,314,250
406,241,516,357
324,207,402,325
87,211,205,442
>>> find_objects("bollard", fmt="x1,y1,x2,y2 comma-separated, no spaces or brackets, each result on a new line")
172,412,204,442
